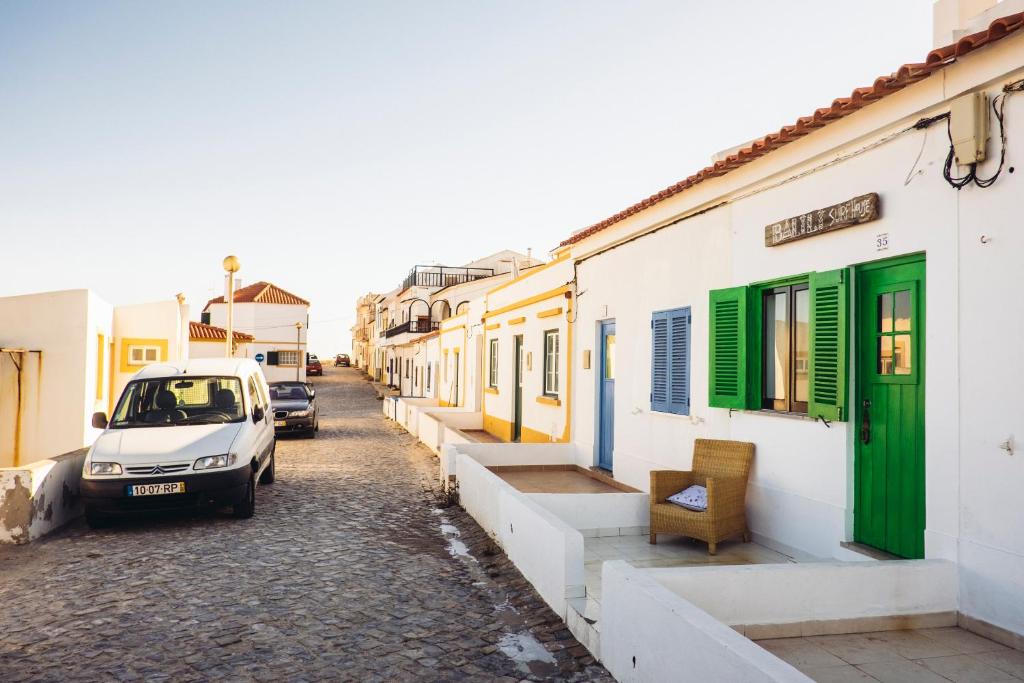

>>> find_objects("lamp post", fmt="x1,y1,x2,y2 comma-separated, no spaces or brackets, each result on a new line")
295,321,304,381
222,255,240,358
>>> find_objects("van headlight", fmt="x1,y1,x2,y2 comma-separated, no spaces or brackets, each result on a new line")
89,462,123,476
288,409,310,417
193,454,237,470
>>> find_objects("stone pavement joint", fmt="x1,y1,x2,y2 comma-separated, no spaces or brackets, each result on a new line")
0,368,610,682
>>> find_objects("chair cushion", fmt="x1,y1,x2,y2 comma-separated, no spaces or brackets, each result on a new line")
667,484,707,512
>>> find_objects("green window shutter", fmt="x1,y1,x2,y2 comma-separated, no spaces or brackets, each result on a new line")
709,286,748,409
809,269,849,421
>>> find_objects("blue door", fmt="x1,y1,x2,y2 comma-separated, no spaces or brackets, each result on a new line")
598,321,616,471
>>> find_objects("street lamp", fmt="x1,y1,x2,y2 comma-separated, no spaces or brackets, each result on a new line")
223,255,241,358
295,321,304,381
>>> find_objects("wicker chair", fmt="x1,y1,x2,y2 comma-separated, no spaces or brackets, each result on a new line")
649,438,755,554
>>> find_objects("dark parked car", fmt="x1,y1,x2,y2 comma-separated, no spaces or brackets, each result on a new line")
268,382,319,437
306,353,323,376
335,354,350,367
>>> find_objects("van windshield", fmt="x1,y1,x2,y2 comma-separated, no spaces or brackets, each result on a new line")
110,376,246,428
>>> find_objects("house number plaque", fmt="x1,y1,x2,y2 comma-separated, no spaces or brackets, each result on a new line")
764,193,880,247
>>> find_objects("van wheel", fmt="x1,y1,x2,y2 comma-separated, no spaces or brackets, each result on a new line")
259,449,276,485
233,472,256,519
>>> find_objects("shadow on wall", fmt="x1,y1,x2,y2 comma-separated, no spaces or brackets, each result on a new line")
0,448,86,544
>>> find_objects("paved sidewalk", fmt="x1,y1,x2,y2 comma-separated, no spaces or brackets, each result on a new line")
0,368,610,682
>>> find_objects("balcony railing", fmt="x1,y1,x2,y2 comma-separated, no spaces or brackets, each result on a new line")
400,265,494,292
383,319,441,338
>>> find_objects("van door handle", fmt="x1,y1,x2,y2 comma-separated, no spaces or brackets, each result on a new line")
861,399,872,445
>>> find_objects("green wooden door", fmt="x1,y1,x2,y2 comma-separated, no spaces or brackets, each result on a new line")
513,335,523,442
855,255,926,558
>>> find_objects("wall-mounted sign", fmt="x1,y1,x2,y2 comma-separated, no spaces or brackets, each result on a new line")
254,353,265,363
765,193,880,247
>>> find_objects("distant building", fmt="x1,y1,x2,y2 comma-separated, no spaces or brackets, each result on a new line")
203,280,310,382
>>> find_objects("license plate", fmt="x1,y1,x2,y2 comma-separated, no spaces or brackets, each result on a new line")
126,482,185,496
274,420,286,427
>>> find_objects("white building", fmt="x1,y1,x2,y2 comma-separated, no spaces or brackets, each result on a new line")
203,280,310,383
394,4,1024,676
0,289,188,543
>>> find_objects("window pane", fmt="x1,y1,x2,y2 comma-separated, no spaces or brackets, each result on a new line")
893,334,912,374
878,293,893,333
145,348,157,361
878,336,893,374
894,290,911,332
763,291,789,401
131,348,143,362
794,289,809,403
604,333,616,380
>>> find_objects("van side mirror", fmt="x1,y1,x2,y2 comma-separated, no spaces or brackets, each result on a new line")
252,406,265,423
92,412,109,429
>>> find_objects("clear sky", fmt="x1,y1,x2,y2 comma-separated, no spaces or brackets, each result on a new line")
0,0,934,356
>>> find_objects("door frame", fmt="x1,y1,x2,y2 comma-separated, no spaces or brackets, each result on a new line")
512,334,524,442
853,252,926,558
596,320,616,471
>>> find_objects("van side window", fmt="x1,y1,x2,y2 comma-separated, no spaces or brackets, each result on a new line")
248,376,262,411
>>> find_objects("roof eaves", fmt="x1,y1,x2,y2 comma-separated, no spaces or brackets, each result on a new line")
559,11,1024,248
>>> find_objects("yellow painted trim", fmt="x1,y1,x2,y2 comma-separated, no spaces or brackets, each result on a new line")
483,285,571,320
251,339,303,345
440,324,466,334
537,307,562,319
485,252,570,297
484,386,499,395
119,338,168,373
96,334,105,401
485,323,501,331
536,395,561,406
108,340,115,416
508,316,526,326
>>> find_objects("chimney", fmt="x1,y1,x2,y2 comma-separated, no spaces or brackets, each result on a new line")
224,276,242,299
932,0,1019,48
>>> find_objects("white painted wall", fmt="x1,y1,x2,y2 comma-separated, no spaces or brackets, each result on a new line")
0,289,106,467
651,560,958,628
455,452,585,617
112,298,189,399
601,561,810,683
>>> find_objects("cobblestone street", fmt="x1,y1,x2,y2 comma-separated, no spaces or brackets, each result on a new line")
0,368,610,682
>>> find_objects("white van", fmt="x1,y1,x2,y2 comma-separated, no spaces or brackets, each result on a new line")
81,358,276,527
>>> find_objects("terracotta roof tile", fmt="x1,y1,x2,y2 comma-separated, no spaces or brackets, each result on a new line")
204,281,310,311
189,321,254,342
560,12,1024,247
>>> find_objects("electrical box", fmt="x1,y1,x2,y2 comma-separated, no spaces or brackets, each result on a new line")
950,92,989,166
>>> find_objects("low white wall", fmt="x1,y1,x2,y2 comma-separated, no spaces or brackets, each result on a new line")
601,561,809,683
651,560,958,627
0,448,87,544
530,492,648,533
455,452,585,617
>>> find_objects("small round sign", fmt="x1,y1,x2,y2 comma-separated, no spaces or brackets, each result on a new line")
254,353,265,363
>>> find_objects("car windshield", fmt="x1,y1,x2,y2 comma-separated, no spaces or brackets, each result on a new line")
110,376,246,428
269,383,310,401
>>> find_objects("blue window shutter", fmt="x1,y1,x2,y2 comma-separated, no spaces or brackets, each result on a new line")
669,308,691,415
651,307,691,415
651,312,670,412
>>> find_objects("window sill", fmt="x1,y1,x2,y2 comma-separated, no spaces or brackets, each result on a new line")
536,395,561,406
484,387,499,395
740,409,818,422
